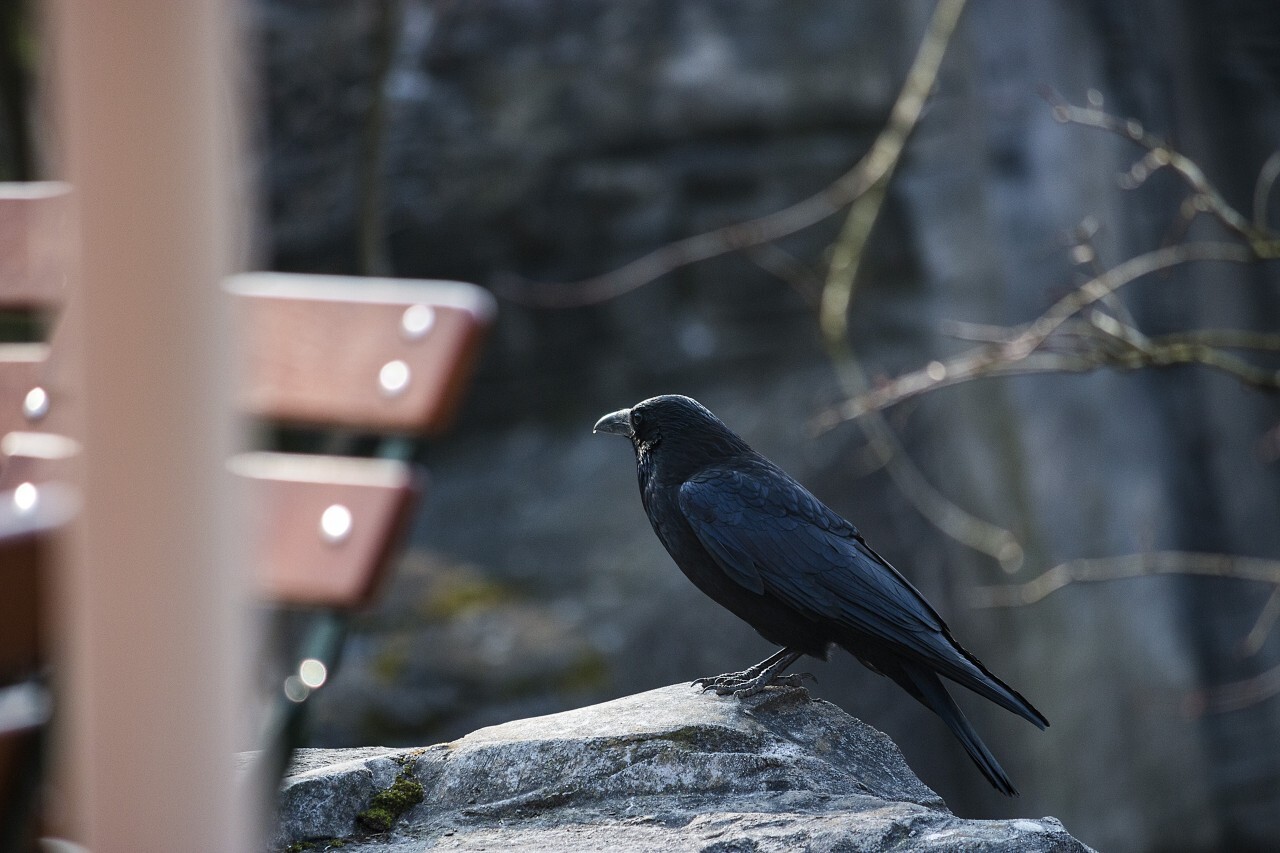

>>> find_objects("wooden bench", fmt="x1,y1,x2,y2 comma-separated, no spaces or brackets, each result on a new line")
0,183,496,840
228,272,494,611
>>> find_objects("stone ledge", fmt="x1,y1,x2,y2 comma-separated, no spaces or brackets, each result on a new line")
269,684,1093,852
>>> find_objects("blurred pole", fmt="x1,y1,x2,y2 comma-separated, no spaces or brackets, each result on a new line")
48,1,249,849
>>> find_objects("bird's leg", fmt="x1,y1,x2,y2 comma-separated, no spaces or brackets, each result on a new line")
725,649,808,698
692,647,791,692
693,648,809,698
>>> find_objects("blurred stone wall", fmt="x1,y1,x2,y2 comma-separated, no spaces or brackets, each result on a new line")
253,1,1280,850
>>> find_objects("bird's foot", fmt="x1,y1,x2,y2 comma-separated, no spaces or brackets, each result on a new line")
692,670,749,693
692,648,797,694
730,671,815,699
692,649,807,699
692,663,813,699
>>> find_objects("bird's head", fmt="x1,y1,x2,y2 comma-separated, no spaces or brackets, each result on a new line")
593,395,750,479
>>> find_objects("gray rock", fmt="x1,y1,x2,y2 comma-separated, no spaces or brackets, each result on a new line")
273,684,1091,851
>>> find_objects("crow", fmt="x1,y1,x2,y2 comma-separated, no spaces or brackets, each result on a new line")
594,394,1047,796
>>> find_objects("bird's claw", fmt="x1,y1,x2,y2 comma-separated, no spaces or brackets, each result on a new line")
694,680,745,696
692,671,755,693
693,649,808,698
691,675,752,695
693,668,814,699
733,672,815,698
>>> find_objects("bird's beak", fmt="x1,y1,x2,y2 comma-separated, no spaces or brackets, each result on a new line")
593,407,633,437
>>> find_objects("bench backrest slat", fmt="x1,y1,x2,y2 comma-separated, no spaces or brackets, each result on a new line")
229,273,495,434
0,183,72,309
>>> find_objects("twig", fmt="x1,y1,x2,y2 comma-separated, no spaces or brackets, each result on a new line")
968,551,1280,608
1252,150,1280,232
819,0,967,342
1185,662,1280,717
1152,328,1280,351
743,243,823,306
938,319,1017,343
1241,587,1280,658
972,550,1280,716
1106,333,1280,392
812,0,1025,569
1046,93,1280,257
1012,241,1255,355
1067,217,1143,330
822,241,1260,425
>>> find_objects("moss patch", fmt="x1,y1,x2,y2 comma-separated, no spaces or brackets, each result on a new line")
285,841,345,852
356,767,425,833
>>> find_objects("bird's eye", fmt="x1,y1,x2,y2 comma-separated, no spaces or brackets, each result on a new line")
632,411,644,427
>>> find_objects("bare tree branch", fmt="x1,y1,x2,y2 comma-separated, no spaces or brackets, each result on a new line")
1241,587,1280,658
820,241,1263,427
1017,242,1257,351
968,551,1280,608
808,0,1027,569
1185,662,1280,717
818,0,967,342
1152,328,1280,351
1252,150,1280,233
1047,93,1280,257
972,549,1280,716
743,243,823,306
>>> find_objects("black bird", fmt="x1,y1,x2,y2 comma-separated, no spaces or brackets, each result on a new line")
594,394,1048,796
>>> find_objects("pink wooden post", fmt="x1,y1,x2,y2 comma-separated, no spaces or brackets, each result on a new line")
49,1,251,848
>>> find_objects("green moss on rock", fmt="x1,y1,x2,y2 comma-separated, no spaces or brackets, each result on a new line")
284,840,345,852
356,768,425,833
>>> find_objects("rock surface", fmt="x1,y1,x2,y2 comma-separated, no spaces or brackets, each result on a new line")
273,684,1091,851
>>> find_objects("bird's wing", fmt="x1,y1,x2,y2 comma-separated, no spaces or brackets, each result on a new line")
678,462,948,654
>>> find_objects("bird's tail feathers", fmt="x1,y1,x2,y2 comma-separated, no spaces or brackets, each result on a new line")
937,645,1049,731
892,662,1020,797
